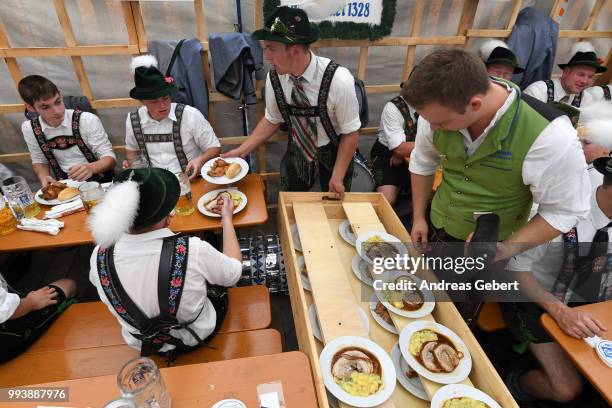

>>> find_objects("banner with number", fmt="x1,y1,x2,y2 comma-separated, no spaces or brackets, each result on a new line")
264,0,396,41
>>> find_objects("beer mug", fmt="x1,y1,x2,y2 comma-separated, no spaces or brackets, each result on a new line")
174,172,195,216
0,196,17,236
78,181,105,213
104,357,171,408
0,176,40,219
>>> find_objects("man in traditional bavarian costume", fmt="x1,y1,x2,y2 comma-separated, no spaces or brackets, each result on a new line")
524,41,608,108
478,40,524,82
370,82,418,206
501,132,612,403
88,167,241,359
18,75,116,187
407,49,591,323
223,7,361,199
125,56,221,179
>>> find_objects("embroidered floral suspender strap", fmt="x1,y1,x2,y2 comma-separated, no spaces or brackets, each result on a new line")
544,80,555,103
390,96,417,142
316,61,340,146
70,110,100,164
601,85,611,101
30,116,67,180
130,105,189,172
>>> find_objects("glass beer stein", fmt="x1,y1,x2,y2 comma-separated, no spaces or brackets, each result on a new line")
0,196,17,236
104,357,171,408
174,172,195,216
1,176,40,219
78,181,105,213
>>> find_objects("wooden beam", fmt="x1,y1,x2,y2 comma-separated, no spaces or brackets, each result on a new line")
456,0,479,36
120,1,139,47
506,0,523,29
254,0,264,29
357,46,368,80
365,84,401,94
91,98,141,109
550,0,565,21
583,0,605,31
594,48,612,86
130,1,147,53
0,18,22,87
0,45,139,58
313,36,466,48
403,0,425,80
466,29,512,38
559,30,612,38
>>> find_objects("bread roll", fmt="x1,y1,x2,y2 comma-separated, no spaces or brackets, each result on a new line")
58,187,80,202
225,162,242,179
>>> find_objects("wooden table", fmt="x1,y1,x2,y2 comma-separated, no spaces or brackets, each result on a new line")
541,301,612,405
0,174,268,252
2,352,317,407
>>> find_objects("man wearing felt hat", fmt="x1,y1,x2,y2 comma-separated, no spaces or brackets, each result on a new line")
124,56,221,179
88,167,242,357
524,41,608,108
502,112,612,403
479,40,524,82
223,6,361,199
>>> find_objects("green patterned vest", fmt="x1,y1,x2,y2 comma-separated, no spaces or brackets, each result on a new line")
431,86,552,241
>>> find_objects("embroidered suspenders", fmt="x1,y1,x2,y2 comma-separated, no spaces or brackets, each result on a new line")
544,80,586,108
601,85,611,101
269,61,341,146
389,96,418,142
96,235,203,357
30,110,112,182
130,103,189,172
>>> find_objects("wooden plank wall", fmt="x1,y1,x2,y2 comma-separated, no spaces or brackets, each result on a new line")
0,0,610,176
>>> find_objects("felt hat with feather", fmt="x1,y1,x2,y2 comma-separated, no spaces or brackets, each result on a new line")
558,42,607,73
129,55,177,100
252,6,319,45
479,40,524,74
88,167,180,247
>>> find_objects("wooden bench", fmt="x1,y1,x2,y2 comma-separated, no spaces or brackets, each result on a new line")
477,302,507,332
26,285,272,354
0,329,283,387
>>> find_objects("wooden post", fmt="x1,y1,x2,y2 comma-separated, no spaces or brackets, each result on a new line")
53,0,95,102
402,0,425,80
456,0,479,37
194,0,216,126
130,1,148,53
581,0,605,41
594,48,612,86
0,19,23,87
121,1,139,50
506,0,523,30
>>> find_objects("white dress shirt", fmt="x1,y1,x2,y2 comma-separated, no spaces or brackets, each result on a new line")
264,53,362,147
376,98,417,150
125,103,220,174
89,228,242,352
409,83,591,233
21,109,116,174
523,78,599,107
0,274,19,324
507,182,611,292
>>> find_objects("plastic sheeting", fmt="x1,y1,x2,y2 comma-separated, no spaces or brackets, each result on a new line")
0,0,610,192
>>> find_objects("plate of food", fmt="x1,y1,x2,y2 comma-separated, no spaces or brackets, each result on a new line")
391,341,429,401
201,157,249,184
399,321,472,384
320,336,396,407
297,256,311,291
290,224,302,252
356,231,408,265
369,294,397,334
374,272,435,318
339,220,357,246
351,255,374,286
197,188,247,217
35,180,83,206
431,384,501,408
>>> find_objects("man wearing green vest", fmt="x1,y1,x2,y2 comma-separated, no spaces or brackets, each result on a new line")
407,48,591,263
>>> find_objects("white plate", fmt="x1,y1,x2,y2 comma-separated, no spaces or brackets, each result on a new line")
369,294,397,334
297,256,311,291
431,384,501,408
391,341,428,400
290,224,302,252
339,220,357,246
196,188,247,217
34,179,83,206
351,255,374,286
374,271,435,318
201,157,249,185
320,336,396,407
398,321,472,384
356,231,408,265
308,304,370,343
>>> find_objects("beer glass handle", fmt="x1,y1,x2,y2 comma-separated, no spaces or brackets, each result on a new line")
103,398,137,408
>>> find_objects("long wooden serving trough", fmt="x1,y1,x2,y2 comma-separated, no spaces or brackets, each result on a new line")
278,192,518,408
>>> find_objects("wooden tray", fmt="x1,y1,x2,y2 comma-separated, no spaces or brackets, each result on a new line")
278,192,518,408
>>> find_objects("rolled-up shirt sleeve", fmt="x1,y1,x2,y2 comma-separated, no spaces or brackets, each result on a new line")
194,238,242,287
80,112,116,160
523,116,591,233
408,116,440,176
264,74,285,125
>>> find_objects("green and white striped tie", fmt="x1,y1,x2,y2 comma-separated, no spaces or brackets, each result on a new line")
290,76,318,161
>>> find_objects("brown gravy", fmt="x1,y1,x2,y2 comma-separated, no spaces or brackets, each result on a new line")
331,347,382,377
415,332,458,368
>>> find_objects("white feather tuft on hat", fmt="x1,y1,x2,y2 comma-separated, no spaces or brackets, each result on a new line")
88,179,140,247
479,39,509,62
570,41,595,56
130,55,158,75
577,100,612,149
299,0,347,20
